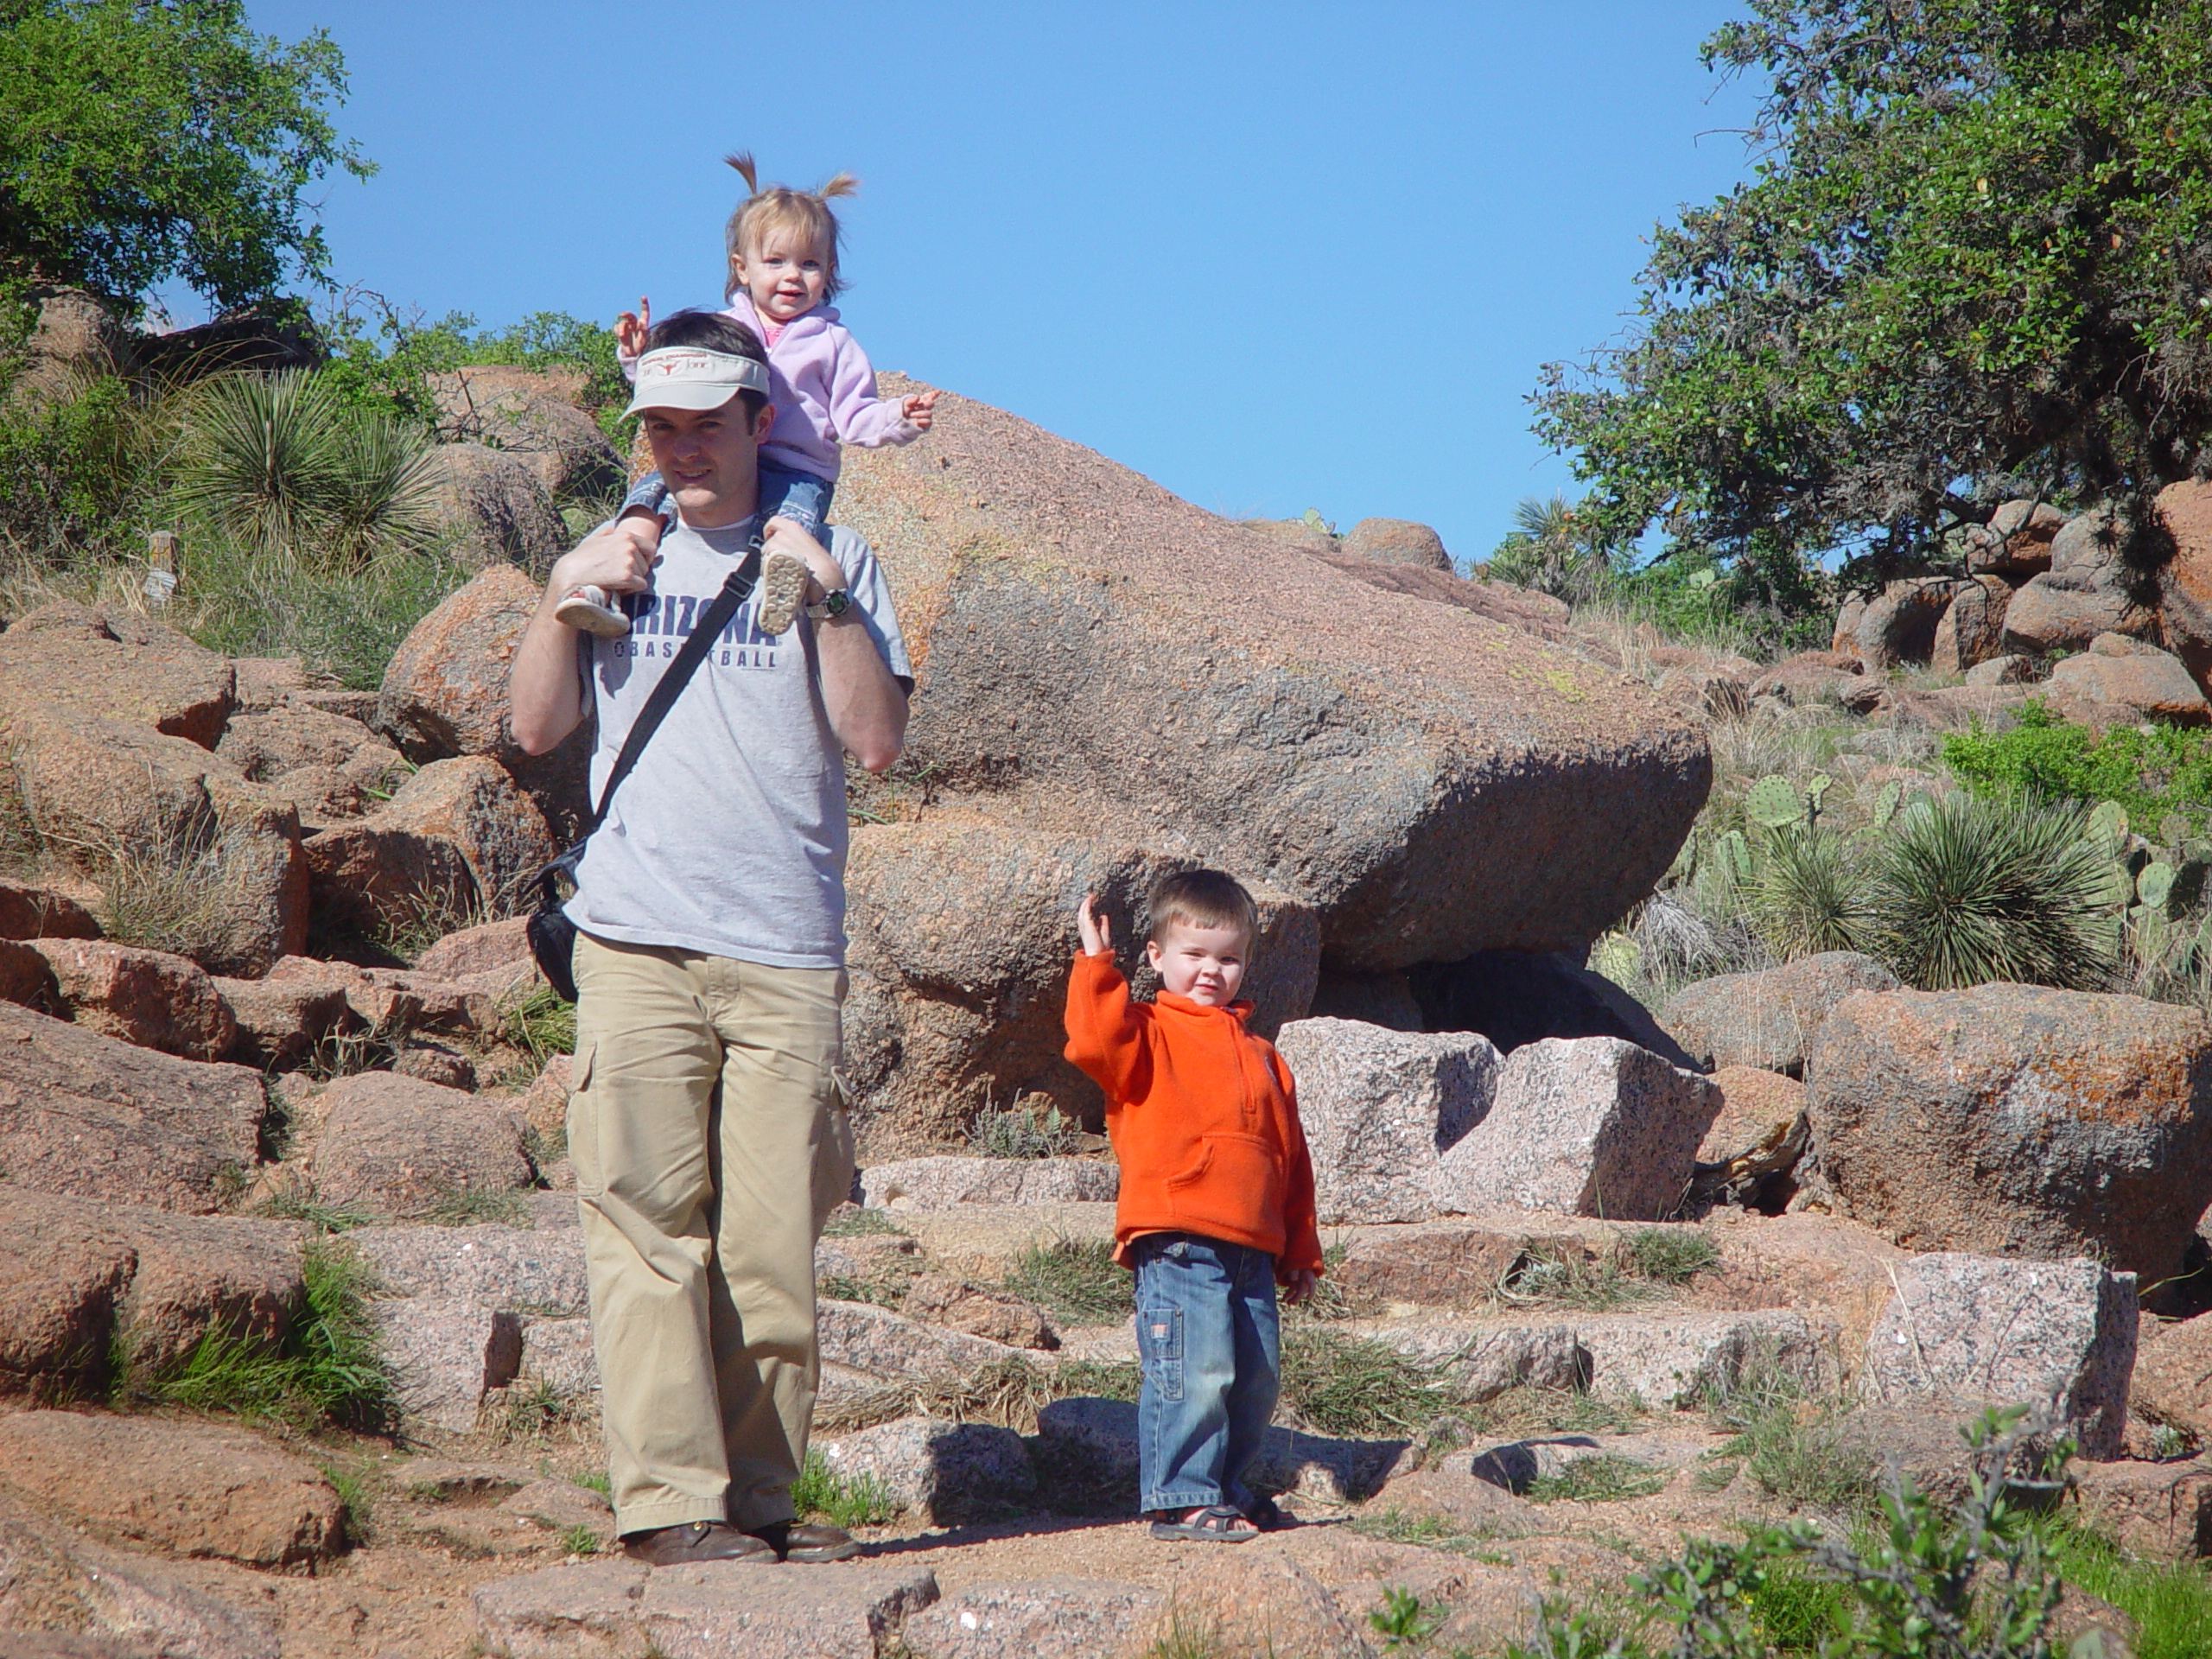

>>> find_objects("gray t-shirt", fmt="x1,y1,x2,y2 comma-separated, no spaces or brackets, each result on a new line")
565,516,911,969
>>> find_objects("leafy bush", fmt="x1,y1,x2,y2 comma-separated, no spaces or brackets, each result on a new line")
1873,792,2120,991
0,365,158,561
1943,705,2212,835
321,301,631,442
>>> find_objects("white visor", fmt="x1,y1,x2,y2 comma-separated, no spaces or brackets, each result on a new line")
624,346,772,416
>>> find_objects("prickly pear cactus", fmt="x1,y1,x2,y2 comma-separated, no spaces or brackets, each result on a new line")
2162,812,2191,849
2138,861,2177,913
1804,773,1834,818
2089,799,2130,848
1745,775,1805,830
1872,779,1903,830
1719,829,1756,883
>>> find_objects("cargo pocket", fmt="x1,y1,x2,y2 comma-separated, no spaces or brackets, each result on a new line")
566,1042,601,1198
1165,1134,1283,1240
1136,1303,1184,1402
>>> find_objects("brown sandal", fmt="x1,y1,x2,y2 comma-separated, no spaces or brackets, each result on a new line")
1149,1503,1258,1541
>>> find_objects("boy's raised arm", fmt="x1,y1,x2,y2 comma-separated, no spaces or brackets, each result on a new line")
1062,895,1152,1104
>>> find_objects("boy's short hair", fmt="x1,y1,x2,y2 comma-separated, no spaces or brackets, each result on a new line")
1147,869,1259,948
641,310,769,420
723,152,856,301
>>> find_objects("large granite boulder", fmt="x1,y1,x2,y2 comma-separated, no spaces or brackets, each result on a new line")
836,378,1710,975
422,442,569,572
2048,633,2211,727
1807,985,2212,1282
429,365,624,501
842,823,1317,1141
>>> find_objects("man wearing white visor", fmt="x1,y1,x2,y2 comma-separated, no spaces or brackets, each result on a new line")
511,308,912,1567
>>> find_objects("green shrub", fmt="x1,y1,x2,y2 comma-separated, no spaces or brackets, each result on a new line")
967,1097,1078,1159
1944,705,2212,833
180,536,468,690
1872,792,2120,991
0,367,159,560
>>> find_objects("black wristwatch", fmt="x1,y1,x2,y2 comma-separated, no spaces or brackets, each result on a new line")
806,588,853,620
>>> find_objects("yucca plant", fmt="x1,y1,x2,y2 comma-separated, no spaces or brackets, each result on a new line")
1751,823,1874,958
168,371,442,566
1871,792,2120,991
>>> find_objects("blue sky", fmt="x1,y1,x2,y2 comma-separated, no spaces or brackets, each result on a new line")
236,2,1760,563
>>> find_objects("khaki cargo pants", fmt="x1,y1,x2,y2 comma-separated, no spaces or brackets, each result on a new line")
568,931,855,1536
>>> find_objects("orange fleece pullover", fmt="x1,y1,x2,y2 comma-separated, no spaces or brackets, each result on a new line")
1062,950,1324,1280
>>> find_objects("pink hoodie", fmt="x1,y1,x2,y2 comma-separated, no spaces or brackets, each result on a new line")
619,293,920,483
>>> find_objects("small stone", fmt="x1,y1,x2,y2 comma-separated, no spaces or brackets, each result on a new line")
394,1042,478,1090
901,1272,1058,1351
376,1295,524,1431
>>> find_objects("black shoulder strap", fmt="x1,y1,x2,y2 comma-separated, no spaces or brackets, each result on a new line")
585,539,764,832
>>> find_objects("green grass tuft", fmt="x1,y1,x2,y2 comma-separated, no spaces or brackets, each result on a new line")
1346,1508,1514,1564
967,1097,1079,1159
2050,1525,2212,1659
505,983,577,1066
573,1470,611,1496
1277,1326,1452,1439
998,1236,1131,1325
1525,1452,1667,1504
557,1523,601,1556
792,1449,899,1529
821,1205,908,1238
423,1186,532,1228
124,1239,393,1430
1619,1226,1721,1286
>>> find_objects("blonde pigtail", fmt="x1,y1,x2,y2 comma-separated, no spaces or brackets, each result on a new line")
724,151,760,194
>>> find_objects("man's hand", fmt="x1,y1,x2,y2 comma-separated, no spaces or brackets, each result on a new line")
615,297,653,358
1077,893,1112,957
901,390,939,431
1282,1268,1319,1306
550,517,658,618
764,516,847,602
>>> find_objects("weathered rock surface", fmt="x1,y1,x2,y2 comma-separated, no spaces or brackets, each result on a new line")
0,1412,342,1567
1435,1037,1719,1218
0,1484,279,1659
1031,1395,1407,1510
430,365,625,501
0,1185,305,1392
1855,578,1963,670
378,563,591,838
472,1558,941,1659
1696,1067,1808,1166
31,938,237,1060
1341,517,1452,571
1273,1018,1498,1223
416,915,536,982
301,811,480,938
1862,1253,2137,1459
2003,572,2153,654
836,379,1710,975
900,1579,1166,1659
1929,575,2012,673
901,1273,1058,1350
1966,653,2039,686
266,954,498,1040
2049,632,2212,727
856,1154,1118,1211
2071,1458,2212,1560
424,442,569,572
1327,1220,1552,1308
215,703,386,781
1965,499,2063,578
1807,985,2212,1281
0,1001,268,1211
0,606,308,974
842,824,1317,1139
1662,952,1900,1077
212,972,354,1069
0,879,99,940
2133,1314,2212,1444
815,1414,1038,1523
349,1222,589,1316
817,1297,1035,1384
378,1295,524,1430
304,1072,533,1217
1751,650,1862,708
378,754,557,915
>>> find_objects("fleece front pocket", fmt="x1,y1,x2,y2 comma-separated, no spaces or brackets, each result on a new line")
1164,1133,1284,1241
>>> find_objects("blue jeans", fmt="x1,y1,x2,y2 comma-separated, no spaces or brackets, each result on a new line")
1131,1232,1281,1514
621,461,835,536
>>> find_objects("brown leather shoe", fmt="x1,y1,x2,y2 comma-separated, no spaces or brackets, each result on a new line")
620,1521,777,1566
749,1519,861,1562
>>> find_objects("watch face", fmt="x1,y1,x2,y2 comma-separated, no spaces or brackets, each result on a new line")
823,588,853,616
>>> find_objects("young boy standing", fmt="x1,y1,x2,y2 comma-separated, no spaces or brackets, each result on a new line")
1064,871,1323,1541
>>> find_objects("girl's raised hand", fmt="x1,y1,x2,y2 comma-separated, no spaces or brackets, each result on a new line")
614,297,653,358
902,390,940,431
1077,893,1111,957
